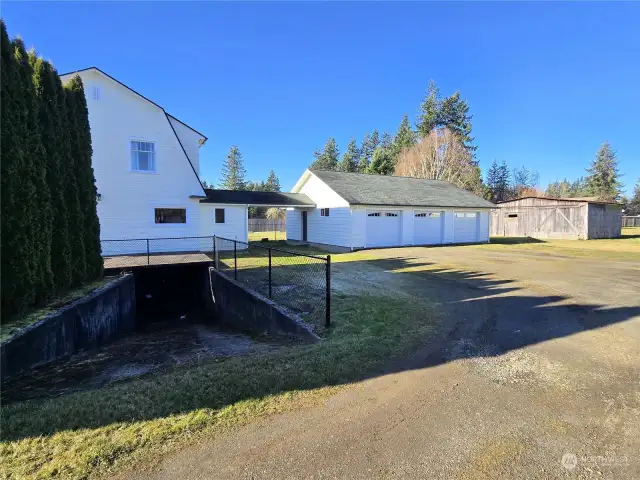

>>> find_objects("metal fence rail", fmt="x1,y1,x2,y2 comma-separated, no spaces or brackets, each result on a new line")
100,235,331,328
214,236,330,329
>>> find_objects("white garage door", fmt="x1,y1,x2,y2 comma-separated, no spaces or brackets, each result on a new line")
414,211,443,245
453,211,479,243
366,210,401,247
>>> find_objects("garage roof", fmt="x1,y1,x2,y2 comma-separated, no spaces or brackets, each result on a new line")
201,189,315,207
310,170,495,208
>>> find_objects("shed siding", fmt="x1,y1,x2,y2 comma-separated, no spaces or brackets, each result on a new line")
491,197,621,239
286,209,302,241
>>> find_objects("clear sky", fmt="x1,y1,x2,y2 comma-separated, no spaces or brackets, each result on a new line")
3,1,639,194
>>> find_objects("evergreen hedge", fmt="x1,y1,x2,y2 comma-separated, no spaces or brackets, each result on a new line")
1,20,102,322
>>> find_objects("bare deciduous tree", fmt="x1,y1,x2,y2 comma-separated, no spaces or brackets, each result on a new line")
394,128,478,191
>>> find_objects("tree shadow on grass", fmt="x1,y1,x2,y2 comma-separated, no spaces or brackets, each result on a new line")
2,254,639,443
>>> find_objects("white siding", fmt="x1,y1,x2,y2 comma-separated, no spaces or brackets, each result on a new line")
479,211,490,242
286,208,302,241
295,174,350,207
200,204,248,242
351,208,366,248
306,207,352,247
168,116,203,176
62,70,204,242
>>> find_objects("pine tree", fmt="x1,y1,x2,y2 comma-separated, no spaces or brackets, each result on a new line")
264,170,281,192
338,138,359,172
1,24,35,317
627,178,640,215
585,142,623,200
393,114,416,157
310,137,339,171
220,145,246,190
358,130,380,173
485,160,512,202
416,80,474,151
67,74,102,279
369,146,395,175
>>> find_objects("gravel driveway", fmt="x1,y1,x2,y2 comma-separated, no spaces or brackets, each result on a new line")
131,243,640,479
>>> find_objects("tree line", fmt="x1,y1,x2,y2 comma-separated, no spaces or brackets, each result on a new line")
202,145,283,218
1,20,102,321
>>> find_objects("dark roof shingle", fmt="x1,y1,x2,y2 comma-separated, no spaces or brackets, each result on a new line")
310,170,494,208
201,189,315,206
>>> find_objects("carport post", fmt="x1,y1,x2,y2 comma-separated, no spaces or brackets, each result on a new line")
325,255,331,328
268,248,272,298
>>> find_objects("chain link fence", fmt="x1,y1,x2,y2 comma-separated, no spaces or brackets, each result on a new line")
101,236,215,268
214,236,330,329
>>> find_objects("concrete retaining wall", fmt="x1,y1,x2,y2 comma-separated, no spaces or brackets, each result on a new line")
1,274,136,379
208,268,320,343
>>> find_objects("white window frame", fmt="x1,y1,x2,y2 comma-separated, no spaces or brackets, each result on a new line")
152,206,188,227
130,139,157,173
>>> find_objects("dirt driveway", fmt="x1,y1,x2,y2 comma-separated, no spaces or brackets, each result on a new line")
134,243,640,479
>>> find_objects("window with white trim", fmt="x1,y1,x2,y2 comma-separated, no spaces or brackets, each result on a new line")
215,208,225,223
155,208,186,224
320,208,330,217
131,141,156,171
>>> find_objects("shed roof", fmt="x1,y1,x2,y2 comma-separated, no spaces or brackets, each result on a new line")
309,170,494,208
201,189,315,207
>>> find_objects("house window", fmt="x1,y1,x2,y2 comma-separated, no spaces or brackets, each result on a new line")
131,141,156,171
320,208,330,217
385,212,398,217
368,212,381,217
155,208,186,224
215,208,225,223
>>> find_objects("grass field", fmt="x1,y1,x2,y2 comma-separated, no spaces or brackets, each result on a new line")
3,232,639,479
248,230,286,242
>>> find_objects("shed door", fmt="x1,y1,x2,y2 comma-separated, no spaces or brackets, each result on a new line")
453,211,479,243
366,210,401,247
414,211,444,244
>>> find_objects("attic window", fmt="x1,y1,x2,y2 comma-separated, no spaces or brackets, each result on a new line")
91,85,101,100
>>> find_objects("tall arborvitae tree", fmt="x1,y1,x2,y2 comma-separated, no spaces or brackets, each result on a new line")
220,145,247,190
67,75,102,278
310,137,339,171
61,77,87,284
338,138,360,172
1,24,34,316
585,142,623,200
416,80,474,151
16,45,54,303
264,169,281,192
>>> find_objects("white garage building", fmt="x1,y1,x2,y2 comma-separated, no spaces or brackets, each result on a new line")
286,170,494,250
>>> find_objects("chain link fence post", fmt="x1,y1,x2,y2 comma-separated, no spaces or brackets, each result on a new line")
268,247,272,298
234,239,238,280
146,238,150,265
326,254,331,328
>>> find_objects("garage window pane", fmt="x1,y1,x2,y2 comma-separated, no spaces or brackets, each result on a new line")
428,212,441,218
415,213,426,217
368,212,380,217
385,212,398,217
466,212,477,218
455,212,466,218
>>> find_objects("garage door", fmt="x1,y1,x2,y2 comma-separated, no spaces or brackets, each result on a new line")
453,211,479,243
414,211,443,245
366,210,401,247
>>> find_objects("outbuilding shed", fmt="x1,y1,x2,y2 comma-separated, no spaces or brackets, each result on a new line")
490,196,622,240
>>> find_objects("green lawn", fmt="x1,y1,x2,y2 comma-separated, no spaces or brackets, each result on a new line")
0,267,439,479
248,230,286,242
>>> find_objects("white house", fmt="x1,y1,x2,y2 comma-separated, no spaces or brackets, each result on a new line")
286,169,495,250
60,67,257,254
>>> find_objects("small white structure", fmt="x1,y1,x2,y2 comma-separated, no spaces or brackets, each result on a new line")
61,67,250,253
286,170,494,250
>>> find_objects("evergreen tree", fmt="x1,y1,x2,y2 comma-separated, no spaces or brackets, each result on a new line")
393,114,416,157
310,137,339,171
358,130,380,173
62,78,87,284
369,146,395,175
416,80,474,151
546,179,572,198
264,170,281,192
1,24,35,317
67,74,102,279
338,138,359,172
485,160,512,202
626,178,640,216
220,145,247,190
585,142,623,200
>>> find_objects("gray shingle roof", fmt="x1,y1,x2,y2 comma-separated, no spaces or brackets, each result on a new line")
201,189,315,206
310,170,495,208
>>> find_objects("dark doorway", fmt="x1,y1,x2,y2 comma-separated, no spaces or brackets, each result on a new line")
302,211,308,241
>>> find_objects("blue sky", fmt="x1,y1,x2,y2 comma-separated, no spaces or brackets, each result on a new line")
4,2,639,195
